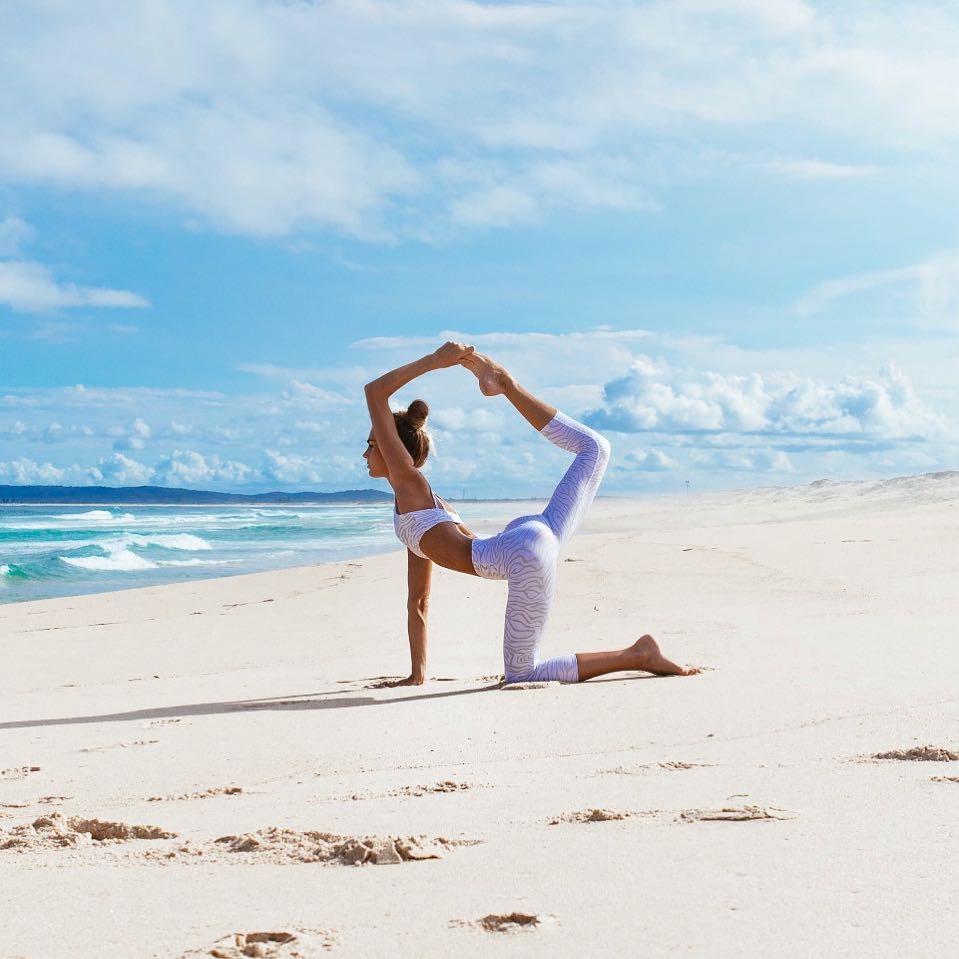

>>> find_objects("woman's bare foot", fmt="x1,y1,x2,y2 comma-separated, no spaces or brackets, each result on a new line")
627,634,699,676
461,352,511,397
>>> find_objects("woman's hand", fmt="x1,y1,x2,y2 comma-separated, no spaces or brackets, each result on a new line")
431,341,474,368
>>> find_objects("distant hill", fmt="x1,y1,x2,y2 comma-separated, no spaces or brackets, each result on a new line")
0,485,393,505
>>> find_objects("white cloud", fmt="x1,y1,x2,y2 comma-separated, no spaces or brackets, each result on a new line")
96,452,154,485
262,450,325,485
797,249,959,329
0,457,100,485
153,450,253,487
282,379,353,410
618,447,680,472
760,158,878,180
112,417,151,451
1,329,955,494
587,357,945,442
0,258,149,313
0,458,68,485
690,448,795,472
0,216,34,256
4,2,959,237
430,406,503,432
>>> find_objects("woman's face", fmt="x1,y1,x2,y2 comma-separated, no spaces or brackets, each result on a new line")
363,431,389,479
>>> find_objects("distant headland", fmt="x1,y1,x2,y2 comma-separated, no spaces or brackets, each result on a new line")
0,485,393,505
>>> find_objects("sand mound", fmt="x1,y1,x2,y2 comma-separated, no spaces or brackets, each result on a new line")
500,681,559,691
872,745,959,762
479,913,540,932
211,827,466,865
548,808,635,824
678,806,792,822
1,812,176,850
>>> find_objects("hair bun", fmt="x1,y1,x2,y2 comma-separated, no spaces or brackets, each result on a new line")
405,399,429,430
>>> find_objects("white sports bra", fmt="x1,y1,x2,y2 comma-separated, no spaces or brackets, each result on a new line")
393,488,464,559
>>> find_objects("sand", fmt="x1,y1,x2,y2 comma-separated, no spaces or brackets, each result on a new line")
2,472,958,958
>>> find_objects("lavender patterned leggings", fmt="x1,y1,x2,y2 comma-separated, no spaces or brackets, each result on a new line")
471,411,611,683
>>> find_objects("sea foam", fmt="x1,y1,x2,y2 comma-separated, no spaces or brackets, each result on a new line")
59,510,136,522
60,549,158,572
127,533,212,551
156,558,238,567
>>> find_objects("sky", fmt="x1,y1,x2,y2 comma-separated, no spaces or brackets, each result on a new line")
1,0,958,498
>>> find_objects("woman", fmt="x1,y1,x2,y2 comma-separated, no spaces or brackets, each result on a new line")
364,341,697,687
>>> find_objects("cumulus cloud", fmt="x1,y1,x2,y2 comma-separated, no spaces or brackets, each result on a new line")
112,417,151,451
262,450,325,485
1,330,954,493
586,357,944,442
153,450,254,487
96,452,154,485
0,457,99,485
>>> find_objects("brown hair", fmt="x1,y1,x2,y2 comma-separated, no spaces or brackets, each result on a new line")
394,399,431,468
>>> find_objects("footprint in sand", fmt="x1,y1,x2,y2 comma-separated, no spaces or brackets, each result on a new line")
931,776,959,783
184,928,336,958
0,766,41,781
390,781,472,798
597,761,713,776
476,913,542,933
871,745,959,762
148,786,243,802
677,805,793,823
79,740,159,753
548,808,643,825
0,796,71,810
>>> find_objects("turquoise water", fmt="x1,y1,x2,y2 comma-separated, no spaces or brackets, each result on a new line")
0,501,521,604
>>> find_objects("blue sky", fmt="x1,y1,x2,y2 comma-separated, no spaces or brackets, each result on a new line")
1,0,957,496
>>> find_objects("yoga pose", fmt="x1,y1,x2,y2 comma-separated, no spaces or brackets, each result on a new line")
364,341,697,687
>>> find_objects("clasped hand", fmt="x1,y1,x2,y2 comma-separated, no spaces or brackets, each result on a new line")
432,341,475,368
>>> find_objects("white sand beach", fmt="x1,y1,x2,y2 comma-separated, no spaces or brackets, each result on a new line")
2,473,958,958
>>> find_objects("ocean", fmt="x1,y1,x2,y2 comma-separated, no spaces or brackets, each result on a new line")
0,501,520,605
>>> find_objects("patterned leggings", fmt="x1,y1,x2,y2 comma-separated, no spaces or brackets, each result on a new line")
471,411,611,683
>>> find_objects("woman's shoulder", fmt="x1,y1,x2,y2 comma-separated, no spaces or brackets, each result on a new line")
392,471,435,515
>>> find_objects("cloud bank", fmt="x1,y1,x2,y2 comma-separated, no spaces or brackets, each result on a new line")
3,1,959,237
1,331,952,494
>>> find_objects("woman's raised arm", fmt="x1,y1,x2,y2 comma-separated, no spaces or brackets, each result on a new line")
364,342,474,480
